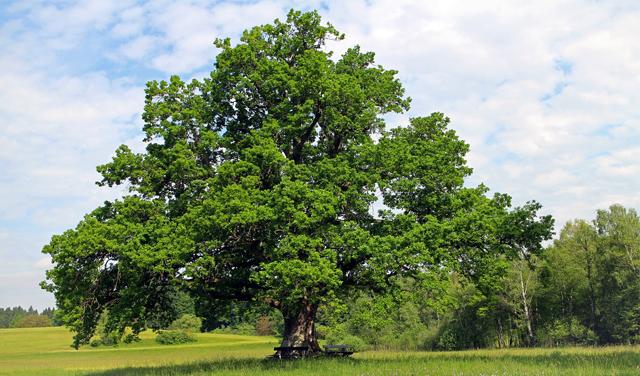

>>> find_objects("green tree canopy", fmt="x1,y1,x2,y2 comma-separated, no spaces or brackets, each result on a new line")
14,314,52,328
540,205,640,345
42,10,552,351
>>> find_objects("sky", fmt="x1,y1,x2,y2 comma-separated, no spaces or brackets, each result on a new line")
1,0,639,310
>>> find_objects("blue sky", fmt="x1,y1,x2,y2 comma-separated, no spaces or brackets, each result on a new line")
1,0,639,309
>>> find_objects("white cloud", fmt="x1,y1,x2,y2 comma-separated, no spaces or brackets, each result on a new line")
111,5,146,38
0,0,146,308
34,256,52,270
316,0,640,228
147,1,289,73
118,35,160,60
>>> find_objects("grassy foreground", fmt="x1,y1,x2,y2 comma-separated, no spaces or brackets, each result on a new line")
1,327,639,375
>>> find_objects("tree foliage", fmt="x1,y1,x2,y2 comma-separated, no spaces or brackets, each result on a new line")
0,306,58,328
41,10,551,350
168,314,202,333
541,205,640,344
14,314,52,328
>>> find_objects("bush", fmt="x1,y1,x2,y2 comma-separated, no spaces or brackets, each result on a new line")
378,328,430,350
538,319,598,347
168,314,202,332
90,332,139,347
426,321,464,351
155,330,197,345
88,333,120,347
325,332,368,351
123,333,142,344
89,311,122,347
14,314,51,328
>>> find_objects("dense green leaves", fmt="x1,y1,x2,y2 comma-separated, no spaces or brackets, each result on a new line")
42,10,551,349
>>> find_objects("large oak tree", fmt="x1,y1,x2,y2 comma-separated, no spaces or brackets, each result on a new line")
42,10,552,351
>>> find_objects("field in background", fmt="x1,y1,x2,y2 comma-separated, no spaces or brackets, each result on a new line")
1,327,640,375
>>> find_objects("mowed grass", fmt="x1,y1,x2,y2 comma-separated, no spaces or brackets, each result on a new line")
1,327,640,375
0,327,276,375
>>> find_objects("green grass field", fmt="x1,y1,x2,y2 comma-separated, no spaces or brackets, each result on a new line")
1,327,640,375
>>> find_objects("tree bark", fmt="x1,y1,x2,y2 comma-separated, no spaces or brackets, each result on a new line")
279,301,321,353
519,268,535,346
583,241,598,334
496,317,505,348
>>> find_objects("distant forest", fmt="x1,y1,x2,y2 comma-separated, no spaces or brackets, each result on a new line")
316,204,640,349
0,306,58,328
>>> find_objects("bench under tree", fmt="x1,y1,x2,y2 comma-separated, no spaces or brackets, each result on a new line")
271,344,356,359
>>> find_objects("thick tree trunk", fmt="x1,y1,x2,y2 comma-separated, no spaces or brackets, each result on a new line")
279,301,321,353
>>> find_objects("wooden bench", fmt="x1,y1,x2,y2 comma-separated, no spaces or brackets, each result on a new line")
273,346,310,359
324,344,355,357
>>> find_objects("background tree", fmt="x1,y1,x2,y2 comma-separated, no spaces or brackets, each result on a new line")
497,202,555,346
594,205,640,342
538,205,640,345
14,314,52,328
0,306,59,328
42,10,551,351
541,220,598,334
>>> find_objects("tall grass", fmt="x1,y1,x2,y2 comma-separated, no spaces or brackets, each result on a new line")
1,327,639,375
88,347,640,376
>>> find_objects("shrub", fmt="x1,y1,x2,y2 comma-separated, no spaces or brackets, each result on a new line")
538,319,597,347
89,331,139,347
168,314,202,332
318,322,348,341
90,311,122,347
425,321,464,351
379,328,430,350
155,330,197,345
325,332,368,351
123,333,142,344
89,331,120,347
88,333,120,347
100,332,120,346
14,314,51,328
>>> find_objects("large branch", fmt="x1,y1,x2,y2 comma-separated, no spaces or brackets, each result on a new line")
292,107,322,163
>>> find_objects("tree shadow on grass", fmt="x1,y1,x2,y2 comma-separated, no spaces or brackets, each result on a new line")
86,357,362,376
85,350,640,375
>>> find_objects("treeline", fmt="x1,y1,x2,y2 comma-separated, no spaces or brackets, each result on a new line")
315,204,640,349
0,306,58,328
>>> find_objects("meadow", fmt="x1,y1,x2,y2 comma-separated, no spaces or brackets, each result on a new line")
1,327,639,375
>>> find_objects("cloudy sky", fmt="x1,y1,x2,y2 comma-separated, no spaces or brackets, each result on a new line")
1,0,639,309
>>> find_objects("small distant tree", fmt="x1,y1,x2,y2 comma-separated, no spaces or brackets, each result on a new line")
14,314,51,328
168,314,202,332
